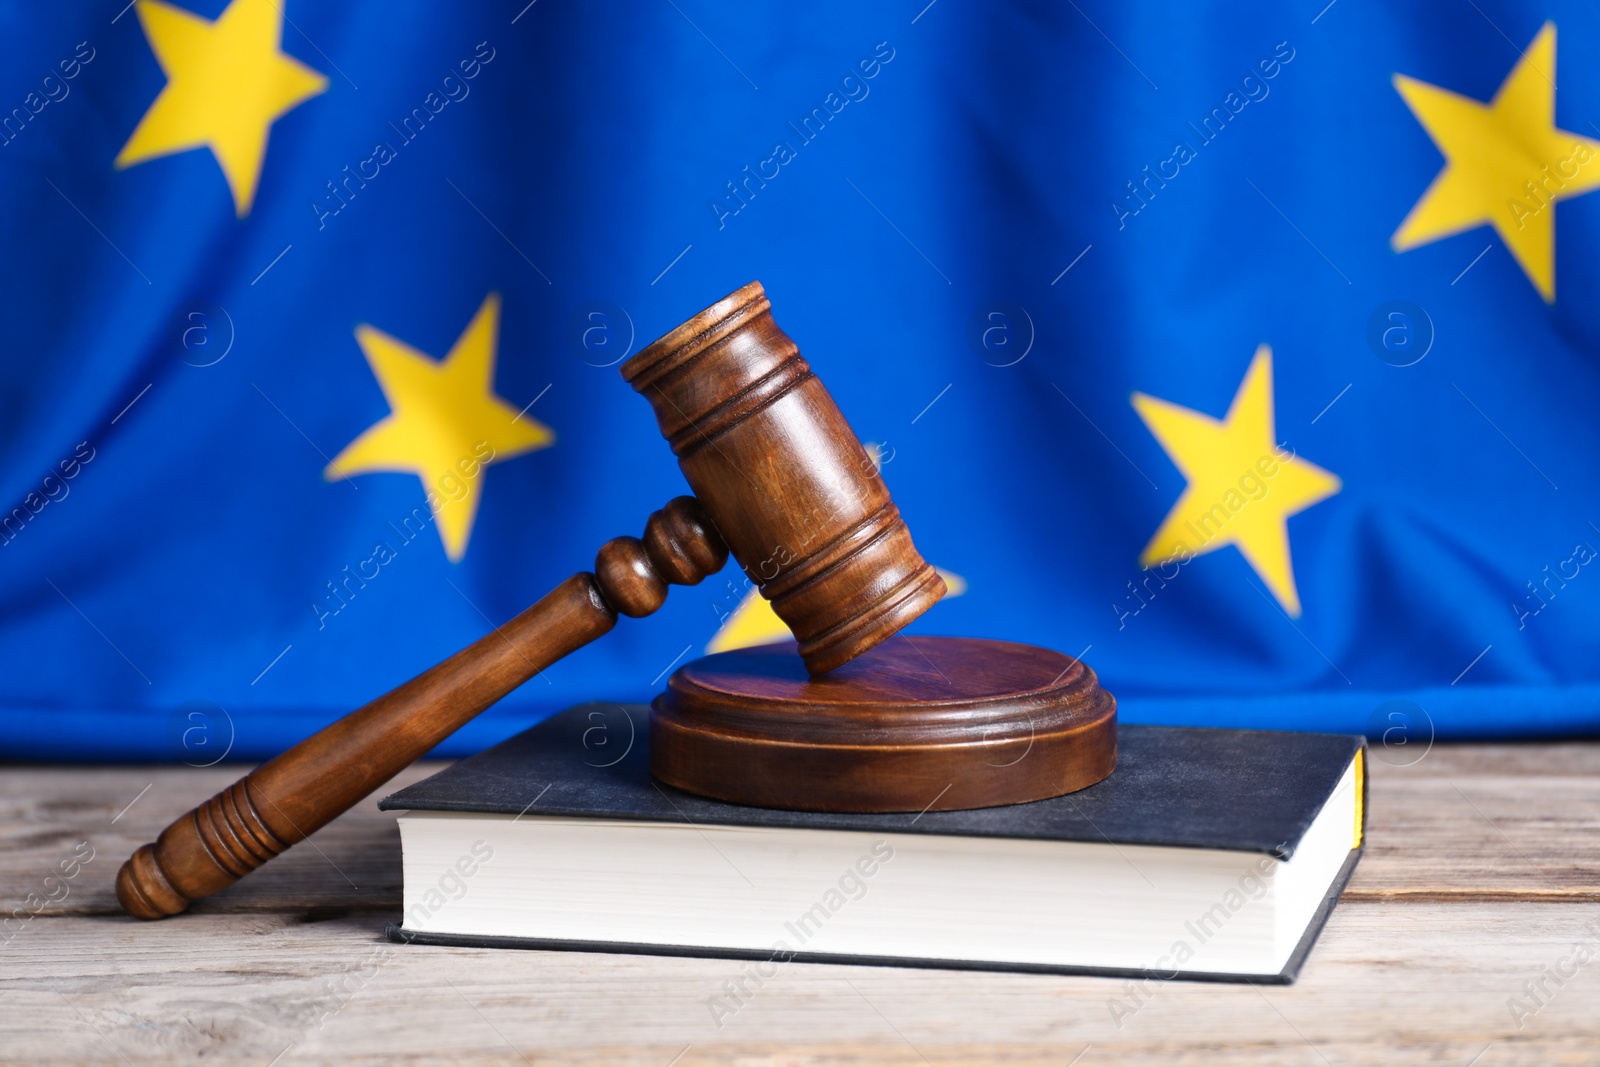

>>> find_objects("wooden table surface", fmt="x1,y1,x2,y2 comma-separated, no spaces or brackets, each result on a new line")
3,742,1598,1066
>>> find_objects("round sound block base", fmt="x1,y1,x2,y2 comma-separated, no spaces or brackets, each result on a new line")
651,636,1116,813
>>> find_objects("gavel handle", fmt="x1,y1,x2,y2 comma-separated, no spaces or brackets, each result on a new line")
116,497,727,919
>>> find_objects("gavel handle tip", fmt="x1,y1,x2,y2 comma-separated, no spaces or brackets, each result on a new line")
117,845,190,920
113,500,726,920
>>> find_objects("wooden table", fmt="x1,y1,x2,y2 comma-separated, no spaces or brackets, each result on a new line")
4,742,1597,1065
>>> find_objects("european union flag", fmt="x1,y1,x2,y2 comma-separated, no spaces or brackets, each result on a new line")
4,0,1597,762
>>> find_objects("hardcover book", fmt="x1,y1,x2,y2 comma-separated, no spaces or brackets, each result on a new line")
380,704,1365,983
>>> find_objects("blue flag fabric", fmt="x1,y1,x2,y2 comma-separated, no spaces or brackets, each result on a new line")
3,0,1598,762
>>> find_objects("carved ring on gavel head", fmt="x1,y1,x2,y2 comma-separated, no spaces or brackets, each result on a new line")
633,284,1112,813
622,281,946,674
114,281,946,919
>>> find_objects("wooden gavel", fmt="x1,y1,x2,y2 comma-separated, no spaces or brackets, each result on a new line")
117,281,946,919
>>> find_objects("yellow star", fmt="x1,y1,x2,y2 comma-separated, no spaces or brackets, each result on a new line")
1392,22,1600,302
327,294,554,562
1132,346,1340,617
115,0,328,216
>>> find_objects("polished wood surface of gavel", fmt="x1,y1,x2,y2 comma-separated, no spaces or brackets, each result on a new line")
117,281,944,919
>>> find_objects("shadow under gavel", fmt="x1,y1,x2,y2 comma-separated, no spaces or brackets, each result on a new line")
117,281,945,919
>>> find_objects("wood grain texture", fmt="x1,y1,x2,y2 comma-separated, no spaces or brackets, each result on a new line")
2,905,1596,1065
6,742,1598,918
2,762,441,919
4,743,1597,1064
1351,743,1600,902
652,637,1116,811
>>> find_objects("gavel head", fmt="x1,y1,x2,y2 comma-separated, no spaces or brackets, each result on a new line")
622,281,945,674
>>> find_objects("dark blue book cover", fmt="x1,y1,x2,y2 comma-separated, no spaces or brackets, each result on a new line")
380,705,1365,982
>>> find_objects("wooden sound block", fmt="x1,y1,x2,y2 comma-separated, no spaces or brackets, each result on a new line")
651,636,1117,813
